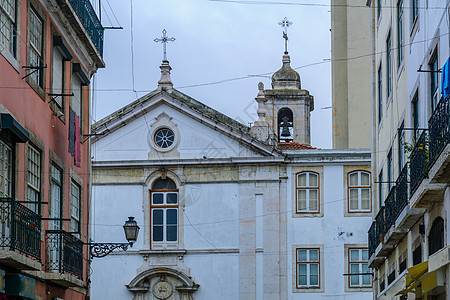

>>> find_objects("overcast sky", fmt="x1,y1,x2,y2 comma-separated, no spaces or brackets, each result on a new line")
91,0,332,148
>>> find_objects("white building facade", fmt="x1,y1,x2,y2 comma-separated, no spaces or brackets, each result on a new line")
89,54,373,299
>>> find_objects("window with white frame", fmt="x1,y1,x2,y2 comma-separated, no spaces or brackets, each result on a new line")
27,145,40,213
0,140,12,198
386,32,392,99
52,47,64,109
296,248,320,288
397,0,403,66
29,6,44,87
70,180,81,234
411,0,418,26
399,250,407,273
348,248,371,287
151,178,178,247
429,50,439,112
0,0,17,57
348,171,371,212
296,172,319,213
50,164,62,231
387,149,393,191
378,64,383,123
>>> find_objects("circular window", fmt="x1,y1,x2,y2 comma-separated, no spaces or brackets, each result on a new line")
154,128,175,149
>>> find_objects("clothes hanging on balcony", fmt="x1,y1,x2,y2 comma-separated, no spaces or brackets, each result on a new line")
441,58,449,98
68,107,75,157
74,113,81,167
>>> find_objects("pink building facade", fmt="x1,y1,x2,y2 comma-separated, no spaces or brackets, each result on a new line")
0,0,104,298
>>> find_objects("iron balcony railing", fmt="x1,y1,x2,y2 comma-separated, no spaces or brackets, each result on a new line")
68,0,104,56
395,164,409,217
46,230,83,280
368,222,377,257
0,198,41,261
384,187,396,231
375,206,385,241
429,94,450,168
409,131,428,196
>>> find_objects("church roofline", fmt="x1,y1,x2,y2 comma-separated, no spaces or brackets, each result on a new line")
91,88,285,157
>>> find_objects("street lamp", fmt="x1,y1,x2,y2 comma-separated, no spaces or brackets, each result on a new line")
89,217,140,258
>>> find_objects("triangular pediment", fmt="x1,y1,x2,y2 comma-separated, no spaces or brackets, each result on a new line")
91,89,283,162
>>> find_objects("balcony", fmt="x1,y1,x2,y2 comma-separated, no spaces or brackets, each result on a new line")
428,94,450,183
0,198,41,270
54,0,105,65
368,207,394,268
410,131,428,196
45,230,84,287
68,0,104,56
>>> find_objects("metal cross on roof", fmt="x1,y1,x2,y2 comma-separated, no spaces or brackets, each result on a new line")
154,29,175,61
278,17,293,54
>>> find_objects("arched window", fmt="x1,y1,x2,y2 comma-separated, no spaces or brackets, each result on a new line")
278,107,293,142
348,171,371,212
151,178,178,247
428,217,444,255
296,171,319,213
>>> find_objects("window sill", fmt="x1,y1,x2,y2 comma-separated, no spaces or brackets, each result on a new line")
345,286,372,293
345,211,372,217
293,286,323,293
1,50,20,73
293,211,323,218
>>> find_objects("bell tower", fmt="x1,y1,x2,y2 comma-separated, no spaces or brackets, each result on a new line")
250,18,314,145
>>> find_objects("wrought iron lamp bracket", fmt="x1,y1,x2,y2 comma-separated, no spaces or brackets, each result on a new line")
88,242,131,258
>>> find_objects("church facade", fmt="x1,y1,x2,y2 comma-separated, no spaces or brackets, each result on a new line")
90,53,373,299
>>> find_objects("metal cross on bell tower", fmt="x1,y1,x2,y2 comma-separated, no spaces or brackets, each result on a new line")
278,17,293,54
154,29,175,61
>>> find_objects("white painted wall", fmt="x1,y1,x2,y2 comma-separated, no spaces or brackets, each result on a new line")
287,164,373,299
92,104,263,162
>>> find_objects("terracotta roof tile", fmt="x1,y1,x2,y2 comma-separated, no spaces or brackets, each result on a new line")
278,142,319,150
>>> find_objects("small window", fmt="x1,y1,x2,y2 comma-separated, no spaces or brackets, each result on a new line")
412,241,422,265
29,6,44,87
0,0,17,57
398,122,405,170
386,32,392,99
0,140,12,198
154,128,175,149
377,0,381,20
397,0,403,66
348,248,371,287
387,263,396,285
296,172,319,213
70,180,81,234
399,251,407,273
151,178,178,247
378,64,383,123
27,145,41,214
52,46,65,110
50,164,62,231
348,171,371,212
428,217,444,256
411,0,418,26
378,170,383,207
412,91,419,139
387,149,393,191
296,248,320,288
429,50,439,112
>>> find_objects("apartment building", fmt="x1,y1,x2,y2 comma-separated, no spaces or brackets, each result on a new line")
0,0,104,297
367,0,449,299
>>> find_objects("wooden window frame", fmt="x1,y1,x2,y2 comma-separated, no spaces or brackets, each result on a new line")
150,178,179,249
347,170,372,213
386,32,392,100
0,139,13,198
296,248,320,289
50,163,63,231
27,143,41,214
69,180,81,234
295,171,320,213
348,248,372,288
0,0,17,57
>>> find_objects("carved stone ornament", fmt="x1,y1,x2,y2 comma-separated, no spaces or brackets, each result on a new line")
152,276,173,299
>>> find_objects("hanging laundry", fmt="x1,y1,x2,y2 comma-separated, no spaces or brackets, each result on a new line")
74,113,81,167
68,107,75,157
441,58,449,98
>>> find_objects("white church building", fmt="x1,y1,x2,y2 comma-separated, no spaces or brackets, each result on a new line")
89,50,373,299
